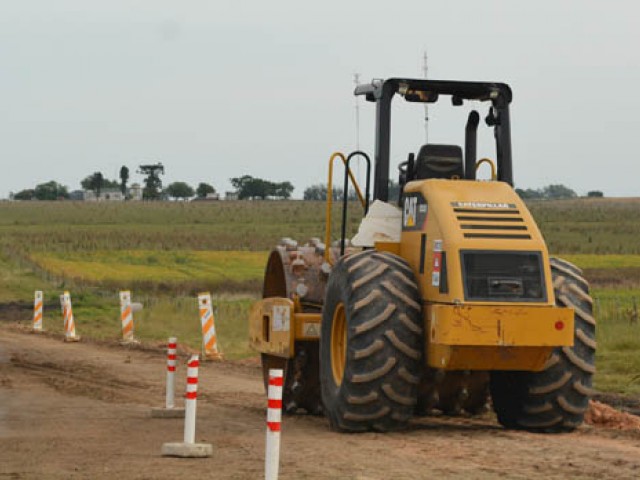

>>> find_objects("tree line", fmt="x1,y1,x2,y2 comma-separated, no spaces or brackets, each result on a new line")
9,165,598,202
10,166,295,201
515,184,604,200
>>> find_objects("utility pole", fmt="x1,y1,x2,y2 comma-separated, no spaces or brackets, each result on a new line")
423,51,429,143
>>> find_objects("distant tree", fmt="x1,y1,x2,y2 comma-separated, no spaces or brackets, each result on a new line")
542,184,577,200
304,183,358,201
515,184,577,200
587,190,604,198
165,181,195,200
304,184,328,200
230,175,293,200
516,188,544,200
80,172,119,197
94,172,104,198
34,181,69,200
273,181,294,199
138,163,165,200
119,166,130,196
13,189,35,200
196,182,216,198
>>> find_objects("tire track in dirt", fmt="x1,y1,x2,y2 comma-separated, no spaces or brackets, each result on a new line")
9,353,150,404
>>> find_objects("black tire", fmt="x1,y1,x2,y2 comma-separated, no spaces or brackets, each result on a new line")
490,257,596,432
320,250,423,432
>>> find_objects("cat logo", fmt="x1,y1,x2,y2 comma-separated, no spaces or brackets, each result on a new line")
403,196,417,227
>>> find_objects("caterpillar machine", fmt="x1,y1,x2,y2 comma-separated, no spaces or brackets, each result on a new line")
249,78,596,432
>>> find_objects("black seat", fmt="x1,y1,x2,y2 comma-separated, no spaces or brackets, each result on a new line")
414,144,464,180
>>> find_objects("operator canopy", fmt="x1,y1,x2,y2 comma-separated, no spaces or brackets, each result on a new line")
354,77,514,201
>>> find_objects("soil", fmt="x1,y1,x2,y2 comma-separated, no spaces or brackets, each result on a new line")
2,325,640,479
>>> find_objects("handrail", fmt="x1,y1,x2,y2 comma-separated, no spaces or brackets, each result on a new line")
341,151,371,255
324,152,369,264
475,158,497,181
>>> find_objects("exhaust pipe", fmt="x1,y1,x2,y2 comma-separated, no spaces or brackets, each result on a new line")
465,110,480,180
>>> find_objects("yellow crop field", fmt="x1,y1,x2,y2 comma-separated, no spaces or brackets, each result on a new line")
29,250,269,289
560,254,640,269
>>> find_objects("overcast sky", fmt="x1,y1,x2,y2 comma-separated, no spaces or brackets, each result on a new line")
1,1,639,198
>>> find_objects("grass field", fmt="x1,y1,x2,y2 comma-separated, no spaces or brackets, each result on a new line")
1,198,640,394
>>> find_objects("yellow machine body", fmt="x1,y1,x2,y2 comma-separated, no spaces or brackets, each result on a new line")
397,178,573,370
249,177,574,372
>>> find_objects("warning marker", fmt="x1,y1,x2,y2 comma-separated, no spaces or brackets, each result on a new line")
119,290,139,344
198,293,223,361
62,291,80,342
151,337,185,418
265,368,284,480
32,291,44,333
161,355,212,458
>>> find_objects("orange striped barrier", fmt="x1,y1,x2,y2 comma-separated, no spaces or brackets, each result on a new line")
198,293,222,360
62,291,79,342
119,291,137,344
33,291,43,332
265,368,284,480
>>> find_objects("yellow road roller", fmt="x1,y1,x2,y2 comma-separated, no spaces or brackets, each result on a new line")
249,78,595,432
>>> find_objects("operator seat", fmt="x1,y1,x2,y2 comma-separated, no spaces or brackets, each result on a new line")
414,144,464,180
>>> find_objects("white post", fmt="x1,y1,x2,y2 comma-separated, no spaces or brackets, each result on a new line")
184,355,199,444
265,368,283,480
160,352,211,457
151,337,184,418
166,337,177,409
33,291,43,332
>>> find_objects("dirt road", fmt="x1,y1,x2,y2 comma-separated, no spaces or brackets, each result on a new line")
1,326,640,479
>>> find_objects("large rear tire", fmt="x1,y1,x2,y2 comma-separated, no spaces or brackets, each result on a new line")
320,250,423,432
490,257,596,432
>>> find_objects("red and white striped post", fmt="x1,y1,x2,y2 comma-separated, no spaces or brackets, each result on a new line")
33,291,43,332
166,337,178,409
265,368,283,480
184,355,199,444
161,354,212,457
151,337,184,418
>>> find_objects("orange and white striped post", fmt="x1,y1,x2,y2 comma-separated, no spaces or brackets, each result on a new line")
62,291,79,342
33,290,44,332
119,290,137,344
198,293,222,360
265,368,283,480
160,354,212,457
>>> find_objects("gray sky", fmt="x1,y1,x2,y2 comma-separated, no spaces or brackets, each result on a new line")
1,1,639,198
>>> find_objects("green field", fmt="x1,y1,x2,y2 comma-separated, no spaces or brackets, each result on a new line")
1,198,640,393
